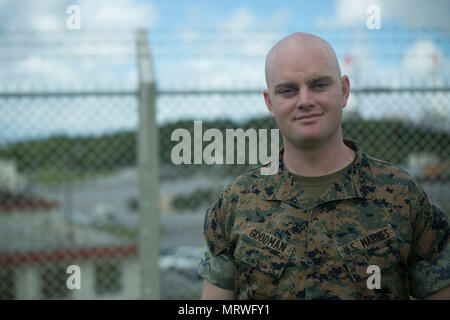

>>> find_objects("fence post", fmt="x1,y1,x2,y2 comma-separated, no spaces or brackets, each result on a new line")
136,29,160,299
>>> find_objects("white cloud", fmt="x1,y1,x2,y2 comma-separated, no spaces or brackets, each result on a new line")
385,0,450,30
33,14,60,30
317,0,383,28
222,7,259,30
402,38,443,77
341,41,378,87
317,0,450,30
0,0,157,89
1,0,157,31
155,6,290,123
159,6,287,89
180,29,199,44
2,0,65,30
79,0,158,30
315,0,450,86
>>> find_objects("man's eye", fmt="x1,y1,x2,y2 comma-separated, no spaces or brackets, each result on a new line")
280,88,294,95
315,82,328,88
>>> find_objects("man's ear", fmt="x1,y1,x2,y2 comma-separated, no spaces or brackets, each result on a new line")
263,89,275,117
341,75,350,108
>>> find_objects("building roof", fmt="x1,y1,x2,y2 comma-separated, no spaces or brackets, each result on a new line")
0,190,59,212
0,243,137,266
0,222,137,265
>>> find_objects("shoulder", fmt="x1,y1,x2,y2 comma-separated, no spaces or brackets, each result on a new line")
219,162,277,203
359,153,433,209
362,153,416,186
222,164,269,196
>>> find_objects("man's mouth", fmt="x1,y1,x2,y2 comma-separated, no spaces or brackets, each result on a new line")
295,113,323,121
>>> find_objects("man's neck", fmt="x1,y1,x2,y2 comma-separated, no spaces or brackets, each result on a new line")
283,135,355,177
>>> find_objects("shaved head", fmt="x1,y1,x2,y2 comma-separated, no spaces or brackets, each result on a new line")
262,31,351,156
265,32,341,89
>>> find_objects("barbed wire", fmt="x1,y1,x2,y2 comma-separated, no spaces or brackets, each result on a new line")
0,25,449,34
0,35,447,47
0,52,447,61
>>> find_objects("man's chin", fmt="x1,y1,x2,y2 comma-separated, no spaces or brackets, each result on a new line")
287,135,324,149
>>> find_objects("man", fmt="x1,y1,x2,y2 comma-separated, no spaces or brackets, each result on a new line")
198,32,450,299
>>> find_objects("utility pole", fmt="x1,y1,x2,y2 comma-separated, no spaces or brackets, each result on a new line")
136,29,160,299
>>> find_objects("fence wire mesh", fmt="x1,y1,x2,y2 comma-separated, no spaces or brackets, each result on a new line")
0,27,449,300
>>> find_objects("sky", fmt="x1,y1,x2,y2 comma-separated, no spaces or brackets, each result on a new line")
0,0,449,142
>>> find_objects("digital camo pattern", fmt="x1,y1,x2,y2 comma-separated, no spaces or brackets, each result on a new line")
409,240,450,298
198,247,235,290
198,139,450,299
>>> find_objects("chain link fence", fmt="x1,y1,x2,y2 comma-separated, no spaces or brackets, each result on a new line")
0,27,449,300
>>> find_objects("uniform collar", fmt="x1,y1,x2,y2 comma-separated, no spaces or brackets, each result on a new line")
261,139,375,208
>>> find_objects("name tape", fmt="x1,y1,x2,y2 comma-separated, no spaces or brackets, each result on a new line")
338,225,396,258
244,227,291,255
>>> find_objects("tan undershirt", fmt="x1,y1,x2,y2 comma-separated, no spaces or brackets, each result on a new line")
290,156,356,203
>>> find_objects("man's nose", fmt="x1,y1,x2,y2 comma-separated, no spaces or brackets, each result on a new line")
296,88,314,109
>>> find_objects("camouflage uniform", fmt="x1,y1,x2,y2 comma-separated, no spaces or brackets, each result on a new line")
198,139,450,299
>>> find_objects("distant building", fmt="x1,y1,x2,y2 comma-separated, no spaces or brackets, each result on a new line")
0,159,26,193
0,192,139,300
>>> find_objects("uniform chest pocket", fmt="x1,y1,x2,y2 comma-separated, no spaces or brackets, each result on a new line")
233,233,293,279
340,237,400,282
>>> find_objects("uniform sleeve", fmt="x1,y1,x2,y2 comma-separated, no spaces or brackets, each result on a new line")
409,242,450,299
408,179,450,299
197,187,236,290
198,248,235,291
408,180,450,264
